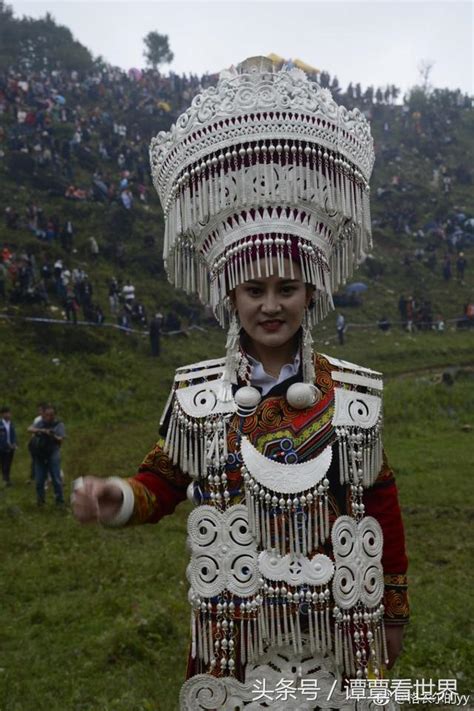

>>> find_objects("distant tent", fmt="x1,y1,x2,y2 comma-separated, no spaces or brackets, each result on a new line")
293,58,320,75
267,53,286,68
157,100,172,112
267,54,320,76
128,68,142,81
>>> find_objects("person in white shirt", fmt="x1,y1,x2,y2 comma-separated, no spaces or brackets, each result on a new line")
122,280,135,304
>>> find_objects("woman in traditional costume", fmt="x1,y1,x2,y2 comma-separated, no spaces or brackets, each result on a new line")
73,57,409,710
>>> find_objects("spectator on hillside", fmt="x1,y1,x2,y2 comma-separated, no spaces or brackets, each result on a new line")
164,311,181,332
336,313,346,345
88,236,99,259
121,188,133,210
0,406,17,487
132,301,147,326
456,252,467,281
138,184,148,203
442,255,452,281
117,310,130,332
28,404,66,507
378,315,391,332
122,280,135,305
1,245,12,264
417,301,433,330
405,297,415,332
94,304,105,325
64,287,78,324
35,279,49,305
61,220,74,251
27,403,46,483
78,278,93,312
0,258,7,300
398,294,407,327
149,313,162,357
108,277,119,314
53,258,63,294
443,175,452,194
4,207,19,229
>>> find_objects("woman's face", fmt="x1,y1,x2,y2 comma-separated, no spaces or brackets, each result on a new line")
232,259,313,352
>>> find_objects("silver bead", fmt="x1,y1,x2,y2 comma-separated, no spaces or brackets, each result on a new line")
234,386,261,408
286,383,320,409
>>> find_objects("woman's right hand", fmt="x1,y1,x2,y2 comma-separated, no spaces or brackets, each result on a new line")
71,476,124,524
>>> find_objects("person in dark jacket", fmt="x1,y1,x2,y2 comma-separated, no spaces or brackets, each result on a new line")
0,406,18,487
28,405,65,506
149,313,162,356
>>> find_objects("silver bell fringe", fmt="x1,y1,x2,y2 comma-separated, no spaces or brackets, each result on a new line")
165,402,230,483
335,424,383,487
333,603,388,679
242,468,331,556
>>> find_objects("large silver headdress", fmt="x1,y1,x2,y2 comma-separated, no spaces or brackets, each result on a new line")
150,56,375,325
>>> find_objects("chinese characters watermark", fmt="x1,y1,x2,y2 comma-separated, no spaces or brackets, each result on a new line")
251,677,470,706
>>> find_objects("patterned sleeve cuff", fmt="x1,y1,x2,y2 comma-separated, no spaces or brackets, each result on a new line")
126,477,158,525
384,573,409,625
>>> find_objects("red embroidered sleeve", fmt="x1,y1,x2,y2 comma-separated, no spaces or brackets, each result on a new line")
126,437,191,525
363,452,409,625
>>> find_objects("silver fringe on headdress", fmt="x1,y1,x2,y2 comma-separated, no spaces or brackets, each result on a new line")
150,56,375,326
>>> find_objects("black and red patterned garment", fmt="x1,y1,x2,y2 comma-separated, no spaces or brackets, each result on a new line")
123,351,408,707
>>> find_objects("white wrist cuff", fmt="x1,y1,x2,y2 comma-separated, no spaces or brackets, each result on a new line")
101,477,134,527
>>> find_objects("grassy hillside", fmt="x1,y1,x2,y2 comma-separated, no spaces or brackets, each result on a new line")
1,37,473,709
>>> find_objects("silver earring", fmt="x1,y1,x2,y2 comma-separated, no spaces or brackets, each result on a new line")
219,308,241,402
286,308,322,410
302,306,315,385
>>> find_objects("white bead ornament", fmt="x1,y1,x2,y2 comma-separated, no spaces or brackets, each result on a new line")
234,386,262,416
286,383,322,410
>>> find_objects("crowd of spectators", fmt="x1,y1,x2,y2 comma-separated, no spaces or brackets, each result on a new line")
0,62,472,339
0,65,217,208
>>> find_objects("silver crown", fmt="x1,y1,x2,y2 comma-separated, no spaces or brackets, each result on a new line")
149,57,375,325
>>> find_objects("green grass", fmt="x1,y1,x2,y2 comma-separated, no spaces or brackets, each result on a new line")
0,327,473,709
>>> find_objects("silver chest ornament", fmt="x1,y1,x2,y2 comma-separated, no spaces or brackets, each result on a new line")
234,385,261,416
286,382,322,409
167,355,388,697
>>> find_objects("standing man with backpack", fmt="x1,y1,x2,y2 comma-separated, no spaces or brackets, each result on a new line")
28,405,65,507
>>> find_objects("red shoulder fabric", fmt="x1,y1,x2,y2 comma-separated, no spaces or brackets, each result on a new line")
363,453,409,624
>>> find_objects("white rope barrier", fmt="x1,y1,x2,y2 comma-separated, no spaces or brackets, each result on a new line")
0,312,207,336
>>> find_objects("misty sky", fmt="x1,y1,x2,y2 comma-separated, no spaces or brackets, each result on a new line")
8,0,474,95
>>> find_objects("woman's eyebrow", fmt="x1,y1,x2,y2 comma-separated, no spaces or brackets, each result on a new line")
242,278,300,286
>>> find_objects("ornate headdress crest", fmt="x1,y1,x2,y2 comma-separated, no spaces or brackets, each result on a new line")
150,56,375,325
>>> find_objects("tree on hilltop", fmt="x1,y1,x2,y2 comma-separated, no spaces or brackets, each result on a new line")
143,31,174,70
0,2,93,71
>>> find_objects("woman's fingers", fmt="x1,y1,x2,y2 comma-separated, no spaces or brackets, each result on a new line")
71,476,103,523
71,476,123,524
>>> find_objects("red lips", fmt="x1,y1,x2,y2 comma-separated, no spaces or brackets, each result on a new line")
260,320,284,332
